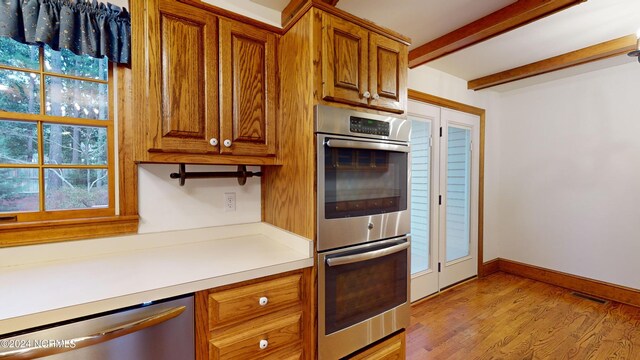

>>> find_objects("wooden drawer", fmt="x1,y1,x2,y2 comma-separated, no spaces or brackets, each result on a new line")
347,330,405,360
208,273,303,329
209,311,303,359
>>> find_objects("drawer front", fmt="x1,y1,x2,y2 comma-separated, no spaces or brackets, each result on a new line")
209,311,303,360
260,346,303,360
348,331,405,360
209,273,302,329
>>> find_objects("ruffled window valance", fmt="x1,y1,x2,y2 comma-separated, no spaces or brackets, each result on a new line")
0,0,131,64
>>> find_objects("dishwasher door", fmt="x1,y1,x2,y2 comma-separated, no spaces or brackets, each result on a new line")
0,295,194,360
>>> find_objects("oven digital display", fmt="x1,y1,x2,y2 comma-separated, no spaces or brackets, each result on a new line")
349,117,390,136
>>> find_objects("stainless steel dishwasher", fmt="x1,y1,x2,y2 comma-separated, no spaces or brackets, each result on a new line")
0,294,194,359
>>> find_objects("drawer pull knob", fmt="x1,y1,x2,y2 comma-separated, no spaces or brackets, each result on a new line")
259,339,268,350
259,296,269,306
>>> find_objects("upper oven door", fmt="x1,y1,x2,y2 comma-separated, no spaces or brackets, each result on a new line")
317,133,411,251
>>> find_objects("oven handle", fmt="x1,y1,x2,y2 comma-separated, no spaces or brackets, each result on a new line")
325,139,409,153
326,241,409,267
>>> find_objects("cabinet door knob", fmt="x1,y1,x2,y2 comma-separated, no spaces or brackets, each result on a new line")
259,296,269,306
209,138,218,146
259,339,268,350
372,93,380,100
363,91,371,99
223,139,232,148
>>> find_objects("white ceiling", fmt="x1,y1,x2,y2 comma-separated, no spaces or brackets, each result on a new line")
337,0,516,51
239,0,640,91
427,0,640,81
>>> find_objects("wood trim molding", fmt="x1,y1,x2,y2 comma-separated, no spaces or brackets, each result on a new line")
481,258,500,277
0,216,139,247
117,66,138,217
408,90,486,278
282,0,309,27
408,0,586,68
496,258,640,308
408,90,484,116
468,34,638,90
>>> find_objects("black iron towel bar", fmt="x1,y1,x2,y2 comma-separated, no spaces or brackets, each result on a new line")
169,164,262,186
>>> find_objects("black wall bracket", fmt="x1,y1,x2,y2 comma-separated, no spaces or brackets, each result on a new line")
169,164,262,186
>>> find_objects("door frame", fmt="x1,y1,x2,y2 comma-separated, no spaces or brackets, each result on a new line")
408,89,488,277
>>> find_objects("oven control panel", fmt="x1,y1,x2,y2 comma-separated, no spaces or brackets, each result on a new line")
350,117,390,137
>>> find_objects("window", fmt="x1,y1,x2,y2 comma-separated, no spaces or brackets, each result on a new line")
0,37,115,223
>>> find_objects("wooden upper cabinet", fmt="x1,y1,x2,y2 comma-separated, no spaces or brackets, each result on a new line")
141,0,279,164
219,19,277,157
151,0,218,154
369,33,407,113
321,13,369,107
320,12,407,114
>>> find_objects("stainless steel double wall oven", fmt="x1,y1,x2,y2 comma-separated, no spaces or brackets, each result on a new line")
315,105,411,359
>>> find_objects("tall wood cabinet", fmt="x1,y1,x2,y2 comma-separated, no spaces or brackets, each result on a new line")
263,6,410,240
262,5,410,359
136,0,278,165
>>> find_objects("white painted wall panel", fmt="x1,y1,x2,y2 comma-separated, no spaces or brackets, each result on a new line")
495,61,640,289
138,164,261,233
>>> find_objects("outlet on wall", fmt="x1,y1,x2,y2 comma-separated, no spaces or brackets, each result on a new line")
224,192,236,212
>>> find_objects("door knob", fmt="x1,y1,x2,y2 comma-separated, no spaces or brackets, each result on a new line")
209,138,218,146
223,139,232,147
363,91,371,99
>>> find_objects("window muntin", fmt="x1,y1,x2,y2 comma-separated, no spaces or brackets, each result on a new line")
0,39,114,220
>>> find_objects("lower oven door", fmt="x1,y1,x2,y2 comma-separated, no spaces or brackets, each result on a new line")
318,236,411,360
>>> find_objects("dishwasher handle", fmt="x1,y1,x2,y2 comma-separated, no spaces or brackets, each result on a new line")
0,306,186,360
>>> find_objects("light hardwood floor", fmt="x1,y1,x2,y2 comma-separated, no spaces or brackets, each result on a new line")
408,272,640,359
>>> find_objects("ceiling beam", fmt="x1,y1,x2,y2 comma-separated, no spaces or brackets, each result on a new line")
467,34,638,90
408,0,586,68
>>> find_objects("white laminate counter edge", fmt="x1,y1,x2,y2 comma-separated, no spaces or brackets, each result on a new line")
0,258,312,335
0,222,313,335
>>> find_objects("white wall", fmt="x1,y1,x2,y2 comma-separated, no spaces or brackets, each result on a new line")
409,66,502,262
138,164,261,233
200,0,282,27
494,61,640,289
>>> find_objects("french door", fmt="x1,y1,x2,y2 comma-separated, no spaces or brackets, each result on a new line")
409,100,480,302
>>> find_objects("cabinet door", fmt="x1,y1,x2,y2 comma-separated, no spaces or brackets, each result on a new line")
219,19,277,156
369,33,407,114
321,13,369,107
149,0,219,153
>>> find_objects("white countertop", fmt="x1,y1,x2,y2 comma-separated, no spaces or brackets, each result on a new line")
0,222,313,335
